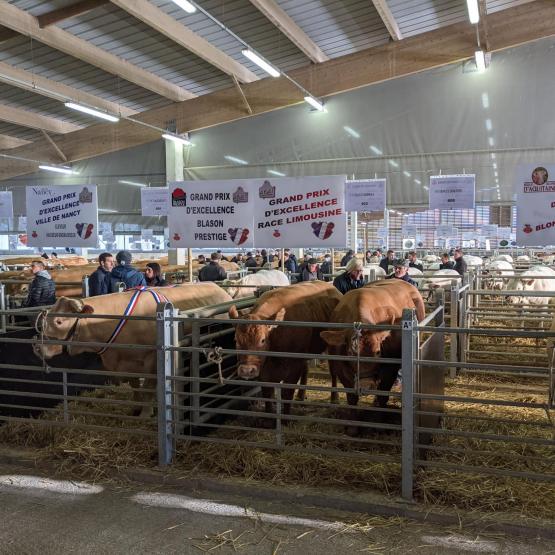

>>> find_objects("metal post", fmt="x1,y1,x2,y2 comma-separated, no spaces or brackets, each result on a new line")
331,248,335,275
191,315,201,426
62,370,69,424
275,386,282,448
369,268,376,283
156,301,174,466
449,282,459,378
81,275,90,298
401,308,416,501
460,288,468,364
280,248,285,273
188,248,193,283
0,283,6,334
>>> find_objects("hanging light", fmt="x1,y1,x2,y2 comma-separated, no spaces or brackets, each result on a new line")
38,165,78,175
304,96,325,112
162,133,192,146
242,49,280,78
65,102,119,122
171,0,196,13
466,0,480,24
475,50,486,72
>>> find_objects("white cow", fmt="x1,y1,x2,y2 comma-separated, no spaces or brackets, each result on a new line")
420,269,461,290
484,260,514,290
465,255,484,268
223,269,290,299
364,264,386,280
493,254,513,264
422,255,440,264
506,266,555,305
407,267,423,277
516,255,530,263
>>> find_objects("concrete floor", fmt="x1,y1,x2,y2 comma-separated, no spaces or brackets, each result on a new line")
0,462,552,555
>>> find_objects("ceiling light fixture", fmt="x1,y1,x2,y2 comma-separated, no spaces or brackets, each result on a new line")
467,0,480,24
38,165,77,175
423,185,429,190
268,169,286,177
343,126,360,138
65,102,119,122
485,119,492,131
414,179,421,184
225,155,248,165
481,92,490,109
403,171,411,177
488,137,495,146
162,133,192,146
475,50,486,72
171,0,197,13
388,160,399,168
242,49,280,78
304,96,325,111
118,180,147,187
370,145,383,155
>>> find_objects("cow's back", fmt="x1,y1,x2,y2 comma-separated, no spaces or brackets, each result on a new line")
362,280,425,321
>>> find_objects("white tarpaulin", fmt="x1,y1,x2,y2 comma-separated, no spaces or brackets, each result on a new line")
168,180,254,248
253,175,346,247
429,175,475,210
344,179,386,212
0,191,13,219
515,164,555,246
26,185,98,248
141,187,169,216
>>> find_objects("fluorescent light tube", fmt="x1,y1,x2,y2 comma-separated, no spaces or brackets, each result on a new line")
304,96,325,111
485,119,492,131
414,179,421,184
225,155,248,165
171,0,196,13
343,126,360,138
38,165,77,175
403,171,411,177
475,50,486,72
65,102,119,122
118,180,146,187
482,92,489,109
388,160,399,168
268,170,286,177
370,145,383,155
488,137,495,146
467,0,480,24
242,49,280,78
162,133,192,146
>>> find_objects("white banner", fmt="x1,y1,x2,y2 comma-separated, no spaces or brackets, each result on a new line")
345,179,386,212
254,175,347,247
515,164,555,246
480,224,498,237
402,224,417,237
0,191,13,219
26,185,98,248
141,187,169,216
429,174,475,210
168,180,254,248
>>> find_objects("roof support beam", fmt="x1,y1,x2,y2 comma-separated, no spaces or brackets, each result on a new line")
1,0,554,179
0,134,31,150
41,130,68,162
0,104,83,134
111,0,258,83
0,25,19,42
248,0,329,63
372,0,403,41
0,0,194,102
0,61,137,117
37,0,110,28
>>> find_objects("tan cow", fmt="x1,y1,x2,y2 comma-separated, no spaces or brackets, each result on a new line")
34,283,232,416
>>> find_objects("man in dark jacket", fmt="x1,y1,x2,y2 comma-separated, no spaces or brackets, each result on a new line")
380,250,396,274
320,254,332,276
439,253,455,270
89,252,115,297
333,258,365,294
454,249,467,276
340,249,354,267
386,260,417,287
198,253,227,282
407,251,423,272
111,250,146,290
244,252,258,268
22,260,56,307
298,258,323,282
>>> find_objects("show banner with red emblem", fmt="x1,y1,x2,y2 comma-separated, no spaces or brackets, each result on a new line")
168,180,254,248
26,185,98,248
252,175,347,247
516,164,555,246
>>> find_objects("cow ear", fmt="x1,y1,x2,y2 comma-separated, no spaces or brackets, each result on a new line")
228,305,239,319
81,304,94,314
274,308,286,322
320,330,345,347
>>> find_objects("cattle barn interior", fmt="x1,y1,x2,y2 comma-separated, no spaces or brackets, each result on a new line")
0,0,554,549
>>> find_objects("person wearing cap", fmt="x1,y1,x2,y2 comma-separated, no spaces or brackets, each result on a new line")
198,252,227,282
299,258,323,282
111,250,146,290
244,252,258,268
387,260,417,287
320,253,332,276
333,258,365,294
407,251,423,272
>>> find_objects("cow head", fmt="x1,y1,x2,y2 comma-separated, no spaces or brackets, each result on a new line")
229,304,285,379
222,279,239,299
34,297,94,359
507,278,534,304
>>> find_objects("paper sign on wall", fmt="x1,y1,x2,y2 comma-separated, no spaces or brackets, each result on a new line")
26,185,98,248
253,175,346,247
345,179,386,212
141,187,169,216
480,224,498,237
402,224,417,237
0,191,13,219
429,175,475,210
435,224,456,237
168,180,254,248
515,164,555,246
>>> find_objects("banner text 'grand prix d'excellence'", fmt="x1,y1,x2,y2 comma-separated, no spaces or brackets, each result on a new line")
26,185,99,248
168,176,347,248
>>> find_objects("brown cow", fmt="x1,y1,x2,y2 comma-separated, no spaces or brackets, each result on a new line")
229,281,342,423
321,280,425,433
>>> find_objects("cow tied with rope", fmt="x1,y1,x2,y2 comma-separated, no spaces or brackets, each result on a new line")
34,283,233,417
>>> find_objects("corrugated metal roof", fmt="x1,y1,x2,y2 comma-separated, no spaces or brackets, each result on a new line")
486,0,536,14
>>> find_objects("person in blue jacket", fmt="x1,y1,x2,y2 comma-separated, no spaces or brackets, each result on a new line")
88,252,115,296
111,250,146,290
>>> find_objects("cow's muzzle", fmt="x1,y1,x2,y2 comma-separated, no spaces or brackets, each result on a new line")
237,364,260,379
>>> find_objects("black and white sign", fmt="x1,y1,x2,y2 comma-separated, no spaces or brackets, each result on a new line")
429,175,475,210
345,179,386,212
141,187,169,216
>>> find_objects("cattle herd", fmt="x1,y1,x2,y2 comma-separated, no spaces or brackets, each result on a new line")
1,249,555,427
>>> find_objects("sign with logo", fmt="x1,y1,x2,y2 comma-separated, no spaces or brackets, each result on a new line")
516,164,555,246
168,180,254,248
253,175,347,247
429,174,475,210
0,191,13,219
141,187,169,216
26,185,98,248
345,179,386,212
